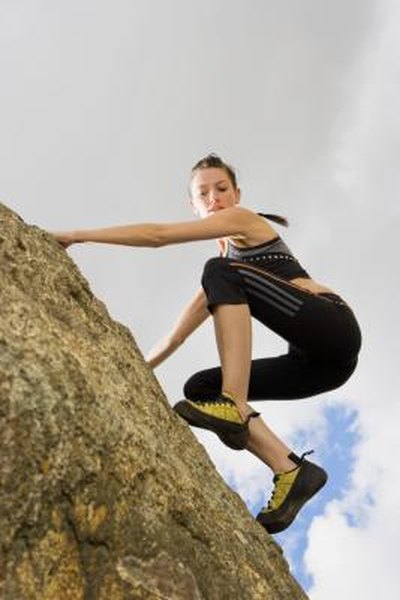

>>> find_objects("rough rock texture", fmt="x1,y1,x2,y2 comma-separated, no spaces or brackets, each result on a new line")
0,202,308,600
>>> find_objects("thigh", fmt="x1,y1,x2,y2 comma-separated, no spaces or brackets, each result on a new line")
247,353,358,400
229,261,361,363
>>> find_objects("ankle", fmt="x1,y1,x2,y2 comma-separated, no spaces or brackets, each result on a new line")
222,389,246,404
222,390,249,411
273,455,300,475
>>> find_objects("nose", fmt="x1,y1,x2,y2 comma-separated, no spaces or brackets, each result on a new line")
207,198,221,214
209,191,220,205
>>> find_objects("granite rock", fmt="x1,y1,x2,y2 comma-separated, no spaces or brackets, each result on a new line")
0,202,308,599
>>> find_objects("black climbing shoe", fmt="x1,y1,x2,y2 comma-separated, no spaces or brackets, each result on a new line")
173,392,260,450
256,451,328,534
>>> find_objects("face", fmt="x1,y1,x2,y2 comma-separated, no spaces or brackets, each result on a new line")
189,167,241,218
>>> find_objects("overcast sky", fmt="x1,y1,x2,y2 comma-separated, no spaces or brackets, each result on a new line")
1,1,399,597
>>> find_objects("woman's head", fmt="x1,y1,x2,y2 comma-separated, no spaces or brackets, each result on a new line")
188,152,289,227
189,153,241,218
190,153,238,189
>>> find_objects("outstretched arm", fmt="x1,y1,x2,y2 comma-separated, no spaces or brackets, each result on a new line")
51,206,255,248
146,286,210,369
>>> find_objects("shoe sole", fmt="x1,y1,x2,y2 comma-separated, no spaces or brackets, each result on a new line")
256,462,328,533
173,400,249,449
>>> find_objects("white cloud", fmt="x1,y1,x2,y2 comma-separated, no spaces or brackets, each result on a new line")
304,1,400,596
306,501,399,598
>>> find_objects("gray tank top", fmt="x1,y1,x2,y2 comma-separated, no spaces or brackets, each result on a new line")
225,235,310,280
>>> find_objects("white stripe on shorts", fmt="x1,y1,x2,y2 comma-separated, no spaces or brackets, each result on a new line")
237,268,304,318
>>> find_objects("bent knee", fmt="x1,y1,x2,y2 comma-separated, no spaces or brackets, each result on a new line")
201,256,230,283
183,368,222,400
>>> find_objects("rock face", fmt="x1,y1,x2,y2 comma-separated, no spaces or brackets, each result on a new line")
0,202,308,600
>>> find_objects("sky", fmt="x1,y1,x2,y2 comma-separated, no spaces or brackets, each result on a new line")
1,0,399,597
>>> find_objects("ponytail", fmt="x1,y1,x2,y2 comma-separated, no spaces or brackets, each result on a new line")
257,213,289,228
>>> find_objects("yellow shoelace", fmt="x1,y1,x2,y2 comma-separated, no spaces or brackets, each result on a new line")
187,397,244,424
264,467,300,512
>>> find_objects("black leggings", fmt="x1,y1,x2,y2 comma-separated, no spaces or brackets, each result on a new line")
183,257,362,401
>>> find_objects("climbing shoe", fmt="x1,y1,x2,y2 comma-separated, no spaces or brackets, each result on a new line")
256,451,328,534
173,392,260,450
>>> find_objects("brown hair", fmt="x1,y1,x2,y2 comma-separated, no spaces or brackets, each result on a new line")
190,153,289,227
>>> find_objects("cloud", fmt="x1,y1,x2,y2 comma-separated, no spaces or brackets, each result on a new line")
306,499,398,598
1,1,397,596
303,1,400,596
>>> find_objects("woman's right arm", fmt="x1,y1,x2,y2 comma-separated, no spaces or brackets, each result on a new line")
50,206,255,248
145,286,211,368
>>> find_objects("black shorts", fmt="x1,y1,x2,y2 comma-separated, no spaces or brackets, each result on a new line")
183,257,362,401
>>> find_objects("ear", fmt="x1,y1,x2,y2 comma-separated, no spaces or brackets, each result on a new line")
235,187,241,205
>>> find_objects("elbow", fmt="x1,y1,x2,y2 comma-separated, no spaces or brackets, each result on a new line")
152,225,167,247
136,226,163,247
150,238,164,248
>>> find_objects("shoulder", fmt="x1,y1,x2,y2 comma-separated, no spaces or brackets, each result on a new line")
213,206,260,225
210,206,263,240
222,206,256,217
202,206,259,237
156,205,261,246
219,207,279,246
218,205,273,231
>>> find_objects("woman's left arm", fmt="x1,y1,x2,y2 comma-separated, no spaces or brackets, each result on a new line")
51,207,254,248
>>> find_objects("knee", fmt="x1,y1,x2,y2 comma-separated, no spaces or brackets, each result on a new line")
201,256,248,311
337,357,359,385
183,374,197,398
183,371,206,399
201,256,230,287
183,368,222,400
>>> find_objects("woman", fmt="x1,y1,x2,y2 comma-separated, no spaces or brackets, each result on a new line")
52,153,362,534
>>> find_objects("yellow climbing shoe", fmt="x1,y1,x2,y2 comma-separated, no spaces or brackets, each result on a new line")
257,451,328,533
173,392,259,450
